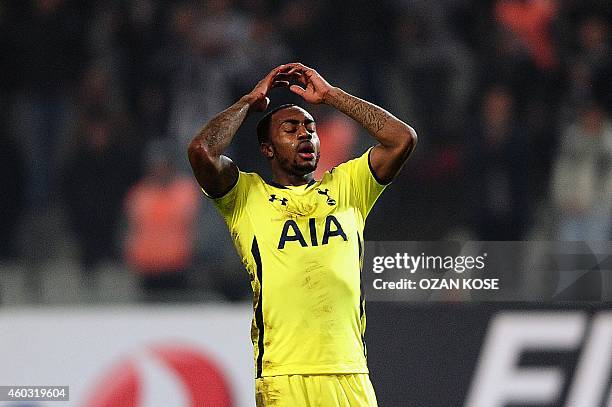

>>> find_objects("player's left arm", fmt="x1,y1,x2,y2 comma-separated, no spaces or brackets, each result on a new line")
285,62,417,184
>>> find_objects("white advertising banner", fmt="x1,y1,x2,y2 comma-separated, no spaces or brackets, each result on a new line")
0,305,255,407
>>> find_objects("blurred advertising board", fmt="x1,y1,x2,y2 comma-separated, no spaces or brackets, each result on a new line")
0,306,254,407
367,303,612,407
0,303,610,406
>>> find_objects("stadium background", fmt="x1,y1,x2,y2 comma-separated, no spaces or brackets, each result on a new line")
0,0,611,406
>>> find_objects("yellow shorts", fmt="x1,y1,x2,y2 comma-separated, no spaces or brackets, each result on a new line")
255,373,378,407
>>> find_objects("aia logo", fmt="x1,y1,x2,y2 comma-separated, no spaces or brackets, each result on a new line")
316,188,336,206
85,344,233,407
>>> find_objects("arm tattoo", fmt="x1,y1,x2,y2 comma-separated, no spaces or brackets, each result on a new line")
193,100,251,155
329,91,390,135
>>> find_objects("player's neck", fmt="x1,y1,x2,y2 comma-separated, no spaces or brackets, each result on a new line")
271,170,315,187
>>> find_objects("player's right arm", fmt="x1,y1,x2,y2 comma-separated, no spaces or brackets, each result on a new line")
188,65,290,197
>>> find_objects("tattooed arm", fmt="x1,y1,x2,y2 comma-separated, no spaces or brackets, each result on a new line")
188,65,291,197
325,88,417,183
285,63,417,184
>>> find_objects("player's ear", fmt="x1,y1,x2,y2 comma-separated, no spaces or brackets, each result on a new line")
260,142,274,160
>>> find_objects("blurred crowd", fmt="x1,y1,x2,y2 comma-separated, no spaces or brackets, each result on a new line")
0,0,611,302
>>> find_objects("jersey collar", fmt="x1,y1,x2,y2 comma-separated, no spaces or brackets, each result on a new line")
266,179,317,190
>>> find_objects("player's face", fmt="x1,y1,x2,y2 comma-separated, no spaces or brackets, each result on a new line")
267,106,320,176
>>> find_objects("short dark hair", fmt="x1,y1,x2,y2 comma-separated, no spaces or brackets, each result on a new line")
256,104,298,145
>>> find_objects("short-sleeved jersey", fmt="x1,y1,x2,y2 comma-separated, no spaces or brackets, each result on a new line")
205,148,388,378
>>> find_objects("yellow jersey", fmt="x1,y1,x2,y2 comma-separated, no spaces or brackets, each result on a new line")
206,148,387,377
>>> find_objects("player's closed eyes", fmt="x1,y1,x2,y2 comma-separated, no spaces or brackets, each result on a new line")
282,125,316,133
282,125,298,132
283,127,315,134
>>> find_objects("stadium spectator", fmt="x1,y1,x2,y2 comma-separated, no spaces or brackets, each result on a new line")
275,0,329,68
391,5,475,144
77,62,126,118
312,110,359,179
165,0,249,152
234,12,292,97
123,140,200,302
116,0,165,114
467,85,530,240
495,0,559,71
61,112,138,273
11,0,87,208
0,111,26,259
565,15,612,116
551,103,612,240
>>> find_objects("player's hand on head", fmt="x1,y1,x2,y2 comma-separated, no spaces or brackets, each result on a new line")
246,64,293,112
285,63,333,105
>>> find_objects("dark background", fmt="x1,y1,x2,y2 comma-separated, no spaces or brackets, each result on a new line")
0,2,611,406
1,0,611,303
